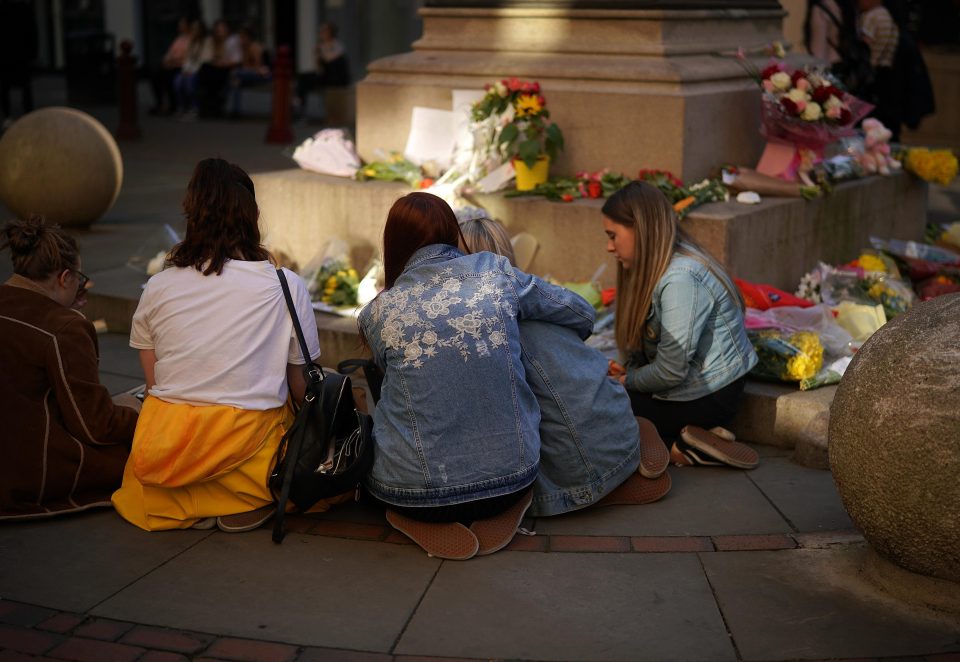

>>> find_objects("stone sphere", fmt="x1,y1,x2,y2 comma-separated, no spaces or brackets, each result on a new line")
829,293,960,583
0,107,123,226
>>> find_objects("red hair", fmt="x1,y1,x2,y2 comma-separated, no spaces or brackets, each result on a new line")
382,192,466,289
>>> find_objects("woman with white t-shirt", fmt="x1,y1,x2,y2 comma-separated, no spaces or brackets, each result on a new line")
112,158,328,532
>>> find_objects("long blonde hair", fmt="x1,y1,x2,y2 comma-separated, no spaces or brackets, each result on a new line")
602,181,741,354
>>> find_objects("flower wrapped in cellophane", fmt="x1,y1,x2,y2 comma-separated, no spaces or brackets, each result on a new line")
748,329,824,382
314,261,359,308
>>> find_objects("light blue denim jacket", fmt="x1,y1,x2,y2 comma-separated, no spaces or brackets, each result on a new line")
520,321,640,517
358,245,596,508
625,251,758,402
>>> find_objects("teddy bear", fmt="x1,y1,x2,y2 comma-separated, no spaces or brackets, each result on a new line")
859,118,902,176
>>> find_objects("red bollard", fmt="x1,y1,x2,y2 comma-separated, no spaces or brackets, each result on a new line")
116,39,142,140
266,44,294,144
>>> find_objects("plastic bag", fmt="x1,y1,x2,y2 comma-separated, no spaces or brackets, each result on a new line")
292,129,361,178
748,329,824,383
735,278,814,310
126,224,181,275
745,304,853,357
301,239,359,307
800,356,852,391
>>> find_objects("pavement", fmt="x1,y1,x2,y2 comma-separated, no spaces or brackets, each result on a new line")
2,76,960,662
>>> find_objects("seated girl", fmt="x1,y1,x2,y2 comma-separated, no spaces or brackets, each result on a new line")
359,192,596,559
0,216,138,519
112,158,328,532
457,215,672,516
601,181,760,469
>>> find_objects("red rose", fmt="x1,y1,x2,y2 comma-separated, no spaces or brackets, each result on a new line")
419,178,435,189
781,98,800,115
790,69,807,85
507,77,522,92
839,108,852,124
561,193,574,202
531,82,541,94
760,64,781,80
587,181,603,198
812,85,842,103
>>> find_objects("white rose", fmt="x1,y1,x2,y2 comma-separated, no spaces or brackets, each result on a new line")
494,81,508,97
802,102,823,121
770,72,791,91
786,88,810,103
824,95,843,110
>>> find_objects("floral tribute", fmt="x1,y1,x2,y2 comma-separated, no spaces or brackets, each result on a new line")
900,147,959,186
471,78,564,169
738,51,873,183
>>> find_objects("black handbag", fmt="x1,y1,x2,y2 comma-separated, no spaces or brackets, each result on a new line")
270,269,374,543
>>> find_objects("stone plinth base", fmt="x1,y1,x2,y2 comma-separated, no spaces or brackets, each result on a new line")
357,6,785,181
251,169,927,292
862,550,960,616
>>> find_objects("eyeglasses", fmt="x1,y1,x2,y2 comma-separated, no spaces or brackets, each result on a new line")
72,269,91,291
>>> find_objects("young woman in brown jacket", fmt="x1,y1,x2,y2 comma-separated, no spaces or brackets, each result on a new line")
0,216,138,519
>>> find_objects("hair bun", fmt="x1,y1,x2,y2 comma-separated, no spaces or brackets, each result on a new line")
2,215,48,256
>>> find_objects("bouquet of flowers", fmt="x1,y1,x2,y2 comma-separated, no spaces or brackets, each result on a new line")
738,52,872,183
900,147,958,186
314,261,360,308
506,168,630,202
472,78,565,170
355,153,429,188
748,329,824,382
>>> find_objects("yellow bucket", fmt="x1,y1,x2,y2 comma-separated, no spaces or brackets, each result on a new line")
513,156,550,191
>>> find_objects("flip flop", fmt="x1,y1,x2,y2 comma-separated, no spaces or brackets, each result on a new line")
637,417,669,479
680,425,759,470
385,509,479,560
597,472,672,507
469,489,534,556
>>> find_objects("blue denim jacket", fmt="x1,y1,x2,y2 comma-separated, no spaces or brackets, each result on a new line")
625,251,758,402
359,245,596,508
520,321,640,517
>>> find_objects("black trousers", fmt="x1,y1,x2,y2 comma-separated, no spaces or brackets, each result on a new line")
627,376,747,439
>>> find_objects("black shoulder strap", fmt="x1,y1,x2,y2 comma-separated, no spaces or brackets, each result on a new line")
277,268,325,382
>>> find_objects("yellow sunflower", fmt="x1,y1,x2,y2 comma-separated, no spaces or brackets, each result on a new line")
514,94,543,118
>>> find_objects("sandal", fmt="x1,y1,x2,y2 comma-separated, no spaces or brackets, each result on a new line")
637,417,669,479
386,510,479,560
469,489,534,556
679,426,759,469
597,472,672,507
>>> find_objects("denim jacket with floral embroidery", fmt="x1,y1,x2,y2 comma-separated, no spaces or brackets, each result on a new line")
358,244,596,508
625,252,758,402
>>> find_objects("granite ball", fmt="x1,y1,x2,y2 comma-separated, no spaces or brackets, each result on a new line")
0,107,123,226
829,293,960,583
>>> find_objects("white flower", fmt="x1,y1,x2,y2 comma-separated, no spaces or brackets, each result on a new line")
801,102,822,121
494,81,508,97
786,88,810,103
442,278,461,293
488,330,506,347
381,324,403,349
422,330,438,345
404,341,423,362
824,95,843,110
770,72,791,91
448,312,483,338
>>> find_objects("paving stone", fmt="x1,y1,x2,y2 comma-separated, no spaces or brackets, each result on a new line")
307,500,386,526
700,546,960,661
746,456,854,532
0,510,208,612
296,648,392,661
396,552,736,661
549,535,631,553
0,624,63,655
535,466,791,537
793,530,865,549
0,602,56,628
92,533,439,652
711,534,797,551
73,618,134,641
119,625,213,654
46,636,144,662
0,650,60,662
504,534,548,552
138,652,190,662
36,613,86,634
630,536,714,553
306,521,387,541
203,637,298,662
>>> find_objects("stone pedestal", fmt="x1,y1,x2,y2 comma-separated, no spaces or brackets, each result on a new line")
357,3,785,181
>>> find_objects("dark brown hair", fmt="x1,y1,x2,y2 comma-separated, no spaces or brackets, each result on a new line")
382,192,468,289
168,158,269,275
1,215,79,280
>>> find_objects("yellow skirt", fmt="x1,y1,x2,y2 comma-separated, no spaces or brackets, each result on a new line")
112,397,344,531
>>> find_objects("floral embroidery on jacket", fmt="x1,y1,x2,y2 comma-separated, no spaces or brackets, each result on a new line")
371,269,511,368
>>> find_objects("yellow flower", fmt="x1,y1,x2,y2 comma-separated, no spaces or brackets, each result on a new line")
514,94,543,118
857,254,886,273
326,276,337,288
905,148,959,186
363,168,376,177
784,331,823,381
